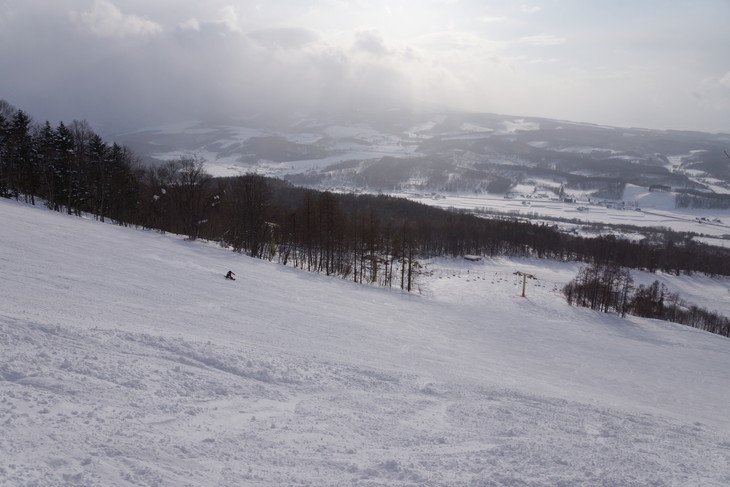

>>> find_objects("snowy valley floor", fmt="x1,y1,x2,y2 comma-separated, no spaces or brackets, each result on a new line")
1,199,729,486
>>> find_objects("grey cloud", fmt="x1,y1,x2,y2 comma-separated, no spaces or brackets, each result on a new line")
178,18,200,31
720,72,730,90
518,34,566,47
353,30,390,56
72,0,162,38
520,5,541,14
248,27,320,49
0,2,414,133
1,0,727,133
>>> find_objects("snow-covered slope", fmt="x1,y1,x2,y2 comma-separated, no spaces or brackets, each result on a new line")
115,112,730,199
1,199,729,486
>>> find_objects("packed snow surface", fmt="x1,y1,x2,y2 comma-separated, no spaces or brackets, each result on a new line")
1,199,729,486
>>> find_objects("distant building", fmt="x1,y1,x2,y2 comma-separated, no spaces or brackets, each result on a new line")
649,184,671,192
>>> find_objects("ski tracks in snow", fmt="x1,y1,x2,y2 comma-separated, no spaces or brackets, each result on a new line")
3,200,730,486
2,319,730,486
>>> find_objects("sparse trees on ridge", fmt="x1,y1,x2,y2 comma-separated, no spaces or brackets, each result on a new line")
223,173,271,257
137,155,213,239
563,264,633,316
564,264,730,337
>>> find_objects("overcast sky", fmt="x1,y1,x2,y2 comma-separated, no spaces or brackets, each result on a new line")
1,0,729,134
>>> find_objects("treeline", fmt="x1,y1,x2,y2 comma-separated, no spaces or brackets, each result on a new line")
4,100,730,293
676,191,730,210
0,102,139,223
564,264,730,337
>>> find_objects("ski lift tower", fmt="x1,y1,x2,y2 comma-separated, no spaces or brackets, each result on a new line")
514,271,536,297
265,222,279,257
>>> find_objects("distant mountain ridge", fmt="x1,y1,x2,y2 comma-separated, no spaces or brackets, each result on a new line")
115,110,730,198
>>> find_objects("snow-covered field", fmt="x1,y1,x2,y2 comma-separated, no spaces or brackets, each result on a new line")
1,198,730,486
394,186,730,239
130,119,424,179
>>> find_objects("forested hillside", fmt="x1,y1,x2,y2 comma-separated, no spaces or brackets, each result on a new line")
3,100,730,289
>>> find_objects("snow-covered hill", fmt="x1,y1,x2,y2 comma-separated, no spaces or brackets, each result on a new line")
114,111,730,199
1,198,730,486
113,111,730,245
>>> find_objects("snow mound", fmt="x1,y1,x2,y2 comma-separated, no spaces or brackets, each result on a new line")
622,184,676,209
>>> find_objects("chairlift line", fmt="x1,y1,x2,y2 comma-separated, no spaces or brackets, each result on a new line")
514,271,536,297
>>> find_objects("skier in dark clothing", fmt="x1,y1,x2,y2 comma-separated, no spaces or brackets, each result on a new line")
225,270,235,280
